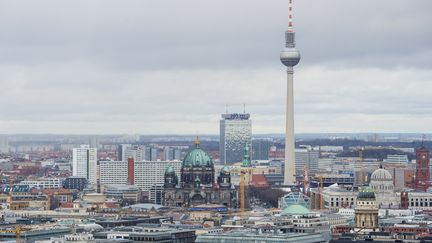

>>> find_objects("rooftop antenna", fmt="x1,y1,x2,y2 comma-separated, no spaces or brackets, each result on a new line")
421,134,426,147
288,0,294,32
226,104,229,114
243,103,246,114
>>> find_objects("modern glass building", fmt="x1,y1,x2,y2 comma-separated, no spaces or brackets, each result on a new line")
219,113,252,164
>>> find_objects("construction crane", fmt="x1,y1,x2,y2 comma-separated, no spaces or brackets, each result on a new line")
239,170,246,215
303,167,308,195
239,168,252,215
357,147,365,187
0,225,29,243
319,175,324,210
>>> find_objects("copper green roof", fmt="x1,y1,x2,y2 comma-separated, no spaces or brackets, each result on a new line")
242,144,251,167
220,165,230,174
165,165,175,174
182,142,213,168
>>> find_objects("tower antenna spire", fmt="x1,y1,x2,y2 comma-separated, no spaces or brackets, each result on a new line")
288,0,294,31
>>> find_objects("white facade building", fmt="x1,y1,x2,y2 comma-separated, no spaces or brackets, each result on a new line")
72,145,98,185
384,155,409,163
18,178,63,189
99,160,182,192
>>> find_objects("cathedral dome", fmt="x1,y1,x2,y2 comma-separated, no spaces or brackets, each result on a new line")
182,137,213,168
220,165,230,174
371,167,392,181
165,165,175,174
370,166,394,195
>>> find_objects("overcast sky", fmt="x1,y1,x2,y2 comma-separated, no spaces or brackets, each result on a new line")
0,0,431,134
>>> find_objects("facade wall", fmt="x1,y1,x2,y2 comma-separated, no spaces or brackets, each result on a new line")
72,145,97,184
219,114,252,164
99,161,181,192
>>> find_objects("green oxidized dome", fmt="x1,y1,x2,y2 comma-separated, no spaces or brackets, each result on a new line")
182,137,213,168
220,165,230,174
165,165,175,174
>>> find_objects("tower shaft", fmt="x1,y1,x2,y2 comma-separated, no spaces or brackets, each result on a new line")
284,67,296,185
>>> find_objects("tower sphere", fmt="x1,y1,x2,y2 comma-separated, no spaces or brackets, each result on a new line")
280,47,301,67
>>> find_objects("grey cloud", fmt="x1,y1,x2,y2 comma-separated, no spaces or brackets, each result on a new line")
0,0,431,134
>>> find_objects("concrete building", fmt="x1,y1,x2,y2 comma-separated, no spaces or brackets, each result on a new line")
196,232,325,243
310,184,358,211
63,176,87,191
18,178,63,189
105,185,141,203
118,144,146,161
384,154,409,164
149,184,164,204
219,113,252,164
99,160,181,192
72,145,97,185
295,148,319,174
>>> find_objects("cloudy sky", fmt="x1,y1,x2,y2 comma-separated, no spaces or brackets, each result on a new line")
0,0,431,134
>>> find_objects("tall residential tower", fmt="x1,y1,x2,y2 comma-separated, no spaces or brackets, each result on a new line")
280,0,301,185
219,113,252,164
72,145,98,185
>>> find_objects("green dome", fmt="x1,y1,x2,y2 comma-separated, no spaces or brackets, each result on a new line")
165,165,175,174
220,165,230,174
282,204,310,215
182,146,213,168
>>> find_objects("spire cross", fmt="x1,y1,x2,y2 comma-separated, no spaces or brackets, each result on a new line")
195,135,200,147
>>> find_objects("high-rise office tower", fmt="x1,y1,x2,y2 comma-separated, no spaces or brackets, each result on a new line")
118,144,145,161
280,0,301,185
117,144,131,161
150,148,158,161
72,145,98,185
164,147,180,161
295,148,319,174
219,113,252,164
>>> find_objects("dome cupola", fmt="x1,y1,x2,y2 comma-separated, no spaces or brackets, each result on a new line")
182,136,213,169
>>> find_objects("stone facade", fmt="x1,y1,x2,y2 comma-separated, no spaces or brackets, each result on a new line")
163,139,235,207
354,188,379,232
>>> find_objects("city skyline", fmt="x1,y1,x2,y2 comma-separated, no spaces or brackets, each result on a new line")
0,0,431,134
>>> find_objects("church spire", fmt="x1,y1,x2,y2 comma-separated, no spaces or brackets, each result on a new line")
195,135,200,148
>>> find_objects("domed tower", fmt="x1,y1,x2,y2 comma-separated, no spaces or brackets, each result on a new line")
281,0,301,186
370,166,394,194
164,165,178,189
163,137,235,207
355,187,379,232
181,136,215,189
241,144,252,167
370,165,399,208
218,165,232,188
163,165,178,206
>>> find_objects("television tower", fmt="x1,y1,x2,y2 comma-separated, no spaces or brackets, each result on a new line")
280,0,300,185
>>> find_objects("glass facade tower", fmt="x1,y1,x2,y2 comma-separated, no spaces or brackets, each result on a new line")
219,113,252,164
